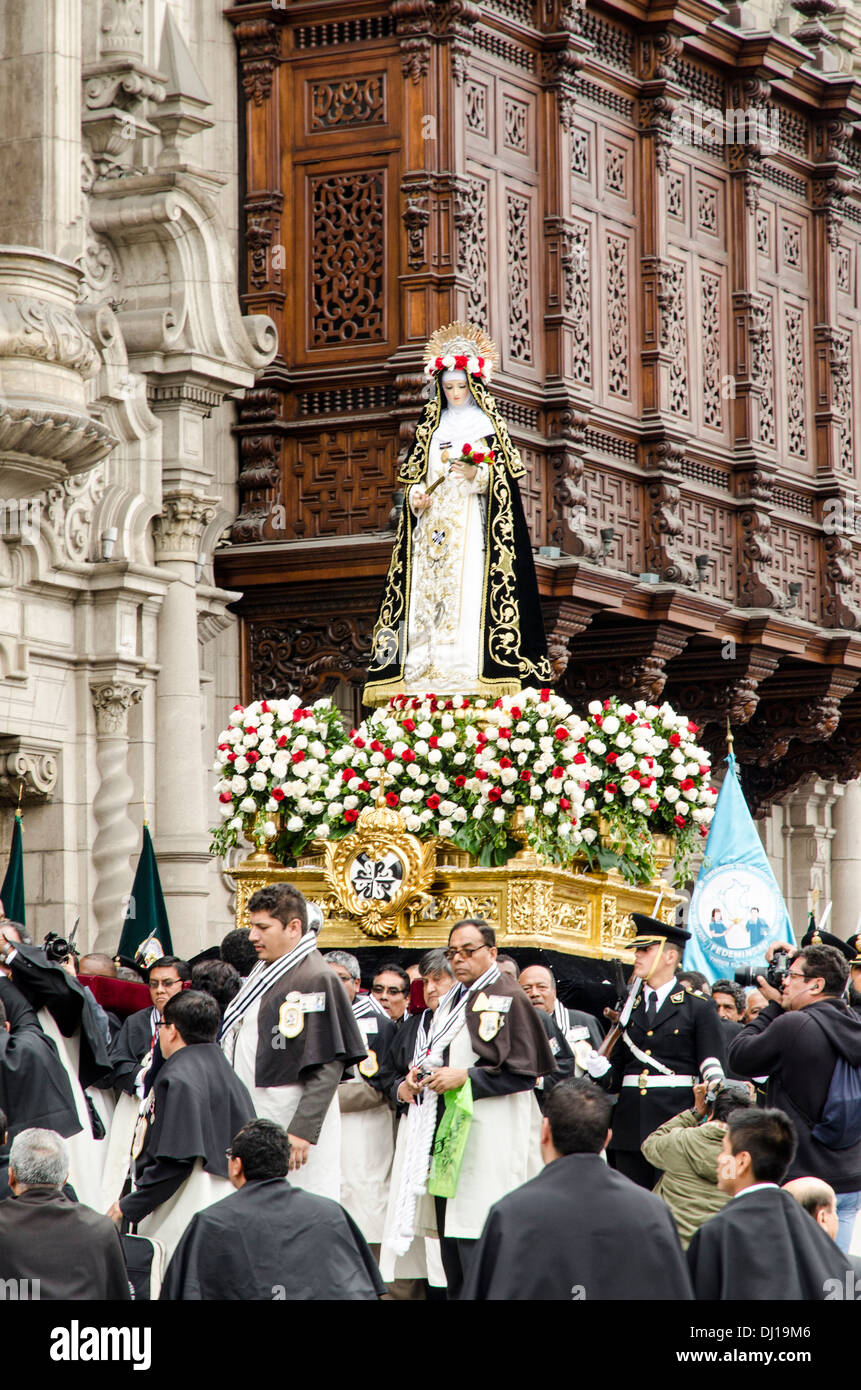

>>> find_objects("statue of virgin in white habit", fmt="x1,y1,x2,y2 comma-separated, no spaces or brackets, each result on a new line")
364,323,551,705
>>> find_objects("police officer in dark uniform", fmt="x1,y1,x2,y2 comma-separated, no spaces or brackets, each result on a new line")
608,915,726,1189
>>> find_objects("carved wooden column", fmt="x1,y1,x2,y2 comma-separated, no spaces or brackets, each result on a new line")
234,15,284,328
90,680,142,944
811,107,861,629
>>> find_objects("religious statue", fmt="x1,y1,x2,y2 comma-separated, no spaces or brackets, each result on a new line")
363,323,552,705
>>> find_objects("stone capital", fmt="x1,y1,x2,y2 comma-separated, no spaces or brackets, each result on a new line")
0,736,60,804
91,681,142,737
153,492,218,561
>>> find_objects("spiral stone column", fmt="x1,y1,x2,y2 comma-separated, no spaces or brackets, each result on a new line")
91,681,142,944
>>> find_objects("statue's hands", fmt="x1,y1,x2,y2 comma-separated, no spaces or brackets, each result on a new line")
449,461,477,483
411,490,431,514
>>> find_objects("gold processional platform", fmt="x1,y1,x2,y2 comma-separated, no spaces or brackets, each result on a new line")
232,804,681,961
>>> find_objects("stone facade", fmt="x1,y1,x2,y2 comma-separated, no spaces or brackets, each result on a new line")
0,0,275,956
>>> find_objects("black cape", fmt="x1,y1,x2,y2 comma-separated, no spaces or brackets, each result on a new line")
687,1187,854,1299
108,1006,156,1095
0,1027,82,1139
160,1177,385,1301
244,949,367,1087
6,944,112,1087
363,372,551,702
0,1187,130,1299
462,1152,694,1300
136,1042,255,1178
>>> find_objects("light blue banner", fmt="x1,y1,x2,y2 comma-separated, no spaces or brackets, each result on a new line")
685,753,794,984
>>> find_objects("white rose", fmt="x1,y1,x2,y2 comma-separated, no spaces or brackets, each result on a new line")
472,805,486,819
588,700,602,715
452,807,467,822
440,713,455,730
501,789,516,804
588,739,606,755
453,751,467,766
536,718,549,733
581,827,597,844
439,731,457,749
621,777,639,796
406,815,422,832
664,786,680,803
428,749,443,764
239,797,256,813
438,819,454,837
683,786,698,802
417,722,433,737
287,815,304,832
543,800,558,816
234,757,249,775
603,715,620,735
231,775,248,795
316,823,330,839
492,807,506,823
523,805,536,821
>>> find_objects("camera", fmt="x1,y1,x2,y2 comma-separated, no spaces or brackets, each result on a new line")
734,948,791,992
43,931,75,964
414,1060,435,1081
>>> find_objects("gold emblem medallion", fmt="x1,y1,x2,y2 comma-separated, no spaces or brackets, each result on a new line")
478,1010,502,1041
358,1050,379,1078
278,991,304,1039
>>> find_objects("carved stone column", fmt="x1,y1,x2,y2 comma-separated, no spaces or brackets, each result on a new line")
781,776,841,933
152,492,217,955
831,777,861,938
91,680,142,944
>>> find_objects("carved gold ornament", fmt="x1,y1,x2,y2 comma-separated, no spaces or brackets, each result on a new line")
321,803,437,938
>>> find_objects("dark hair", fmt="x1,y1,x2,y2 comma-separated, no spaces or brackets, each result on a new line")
220,929,259,978
163,989,221,1045
495,953,519,978
373,963,409,993
728,1107,797,1185
712,980,746,1014
247,884,308,934
148,955,191,983
711,1084,754,1124
418,948,453,979
545,1078,613,1155
677,970,710,995
448,918,496,949
191,960,242,1016
231,1118,291,1180
795,944,849,997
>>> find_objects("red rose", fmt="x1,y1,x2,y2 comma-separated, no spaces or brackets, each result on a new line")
455,775,466,787
708,786,717,794
573,752,586,765
260,701,270,713
246,750,260,764
499,727,512,740
429,735,439,748
245,726,257,736
674,814,686,828
603,700,611,710
649,799,659,811
472,451,485,464
560,796,571,809
226,752,236,763
292,750,305,764
555,727,569,741
359,780,371,792
218,743,228,751
232,704,243,712
353,737,366,748
462,698,471,708
292,710,304,722
411,698,421,709
402,718,416,732
383,749,395,761
687,721,700,733
552,766,565,778
402,749,416,763
386,792,399,807
700,826,708,838
498,756,513,769
344,809,358,823
625,712,638,725
488,788,502,802
277,735,288,748
492,699,503,709
474,768,488,781
699,764,710,775
510,706,522,720
606,783,618,793
606,752,618,764
594,715,603,727
426,794,441,810
462,443,472,455
341,768,355,781
445,700,454,710
454,354,468,370
272,787,285,801
679,778,694,791
520,770,532,782
669,733,682,747
218,792,233,803
370,740,384,753
540,688,550,701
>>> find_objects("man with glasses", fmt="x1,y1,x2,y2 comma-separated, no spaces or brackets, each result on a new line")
386,918,554,1298
371,965,411,1023
729,940,861,1253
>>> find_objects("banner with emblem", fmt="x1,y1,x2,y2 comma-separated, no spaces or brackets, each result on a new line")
685,752,794,985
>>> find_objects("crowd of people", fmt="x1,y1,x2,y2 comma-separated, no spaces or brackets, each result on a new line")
1,887,860,1301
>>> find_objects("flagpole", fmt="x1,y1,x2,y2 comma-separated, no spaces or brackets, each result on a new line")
726,714,734,756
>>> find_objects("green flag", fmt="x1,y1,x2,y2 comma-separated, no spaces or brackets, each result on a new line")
117,824,173,961
1,811,25,925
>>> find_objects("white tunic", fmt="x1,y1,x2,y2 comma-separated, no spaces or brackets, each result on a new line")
37,1009,112,1212
339,1079,395,1244
136,1158,232,1265
232,992,342,1202
404,400,492,694
442,1020,543,1240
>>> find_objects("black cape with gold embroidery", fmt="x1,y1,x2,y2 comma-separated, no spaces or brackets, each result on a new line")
364,374,551,704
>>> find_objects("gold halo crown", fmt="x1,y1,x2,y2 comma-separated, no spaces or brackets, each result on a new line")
423,321,498,383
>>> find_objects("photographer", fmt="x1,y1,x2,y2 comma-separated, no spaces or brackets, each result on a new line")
728,941,861,1252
